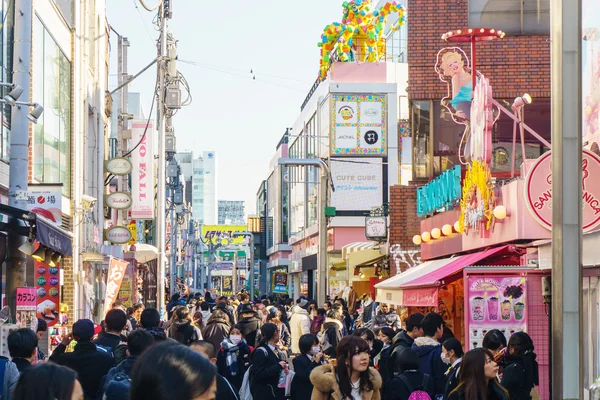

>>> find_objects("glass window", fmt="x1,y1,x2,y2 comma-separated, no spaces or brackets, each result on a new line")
412,101,431,179
34,17,72,196
53,0,73,26
433,103,462,176
469,0,550,35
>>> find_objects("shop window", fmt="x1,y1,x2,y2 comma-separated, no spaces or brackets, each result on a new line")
469,0,550,35
412,101,431,179
433,103,462,176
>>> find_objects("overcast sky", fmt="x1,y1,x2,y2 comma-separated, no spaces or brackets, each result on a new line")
107,0,343,216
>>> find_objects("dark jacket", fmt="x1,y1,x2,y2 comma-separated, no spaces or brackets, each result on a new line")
412,338,447,396
168,319,200,345
217,340,253,391
501,356,536,400
237,315,262,347
444,361,462,400
250,345,285,400
11,357,32,373
447,384,508,400
50,341,115,400
94,333,123,355
310,315,325,335
203,315,231,352
291,354,322,400
217,373,240,400
144,326,169,341
98,355,137,400
321,320,343,358
383,371,435,400
391,330,415,359
376,344,394,386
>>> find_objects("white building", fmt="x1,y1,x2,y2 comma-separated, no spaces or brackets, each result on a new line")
218,200,246,225
176,151,217,225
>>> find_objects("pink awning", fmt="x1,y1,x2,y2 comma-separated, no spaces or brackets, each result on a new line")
403,245,513,288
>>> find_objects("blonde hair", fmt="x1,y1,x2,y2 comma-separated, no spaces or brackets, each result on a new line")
440,51,463,75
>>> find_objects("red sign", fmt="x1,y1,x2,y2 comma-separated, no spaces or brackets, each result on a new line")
525,150,600,232
16,287,36,308
402,287,438,307
34,260,60,327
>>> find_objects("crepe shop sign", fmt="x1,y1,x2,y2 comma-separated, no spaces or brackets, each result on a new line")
105,226,133,244
525,150,600,232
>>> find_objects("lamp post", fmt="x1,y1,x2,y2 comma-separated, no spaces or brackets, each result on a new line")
278,158,330,304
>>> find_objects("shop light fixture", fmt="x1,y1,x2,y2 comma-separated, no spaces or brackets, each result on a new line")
512,94,532,110
454,221,463,233
421,231,431,243
50,251,62,267
32,245,46,262
412,235,422,245
360,272,366,279
493,205,511,220
43,248,53,266
18,232,35,255
431,228,441,239
442,224,453,236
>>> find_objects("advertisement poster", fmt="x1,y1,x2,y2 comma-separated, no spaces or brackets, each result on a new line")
330,158,383,211
221,277,233,297
202,225,248,245
130,120,155,219
16,287,36,330
34,260,60,327
273,270,288,294
467,276,527,350
26,185,62,227
105,257,129,313
116,264,134,308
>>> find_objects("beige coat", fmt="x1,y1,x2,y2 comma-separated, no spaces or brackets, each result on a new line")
309,364,382,400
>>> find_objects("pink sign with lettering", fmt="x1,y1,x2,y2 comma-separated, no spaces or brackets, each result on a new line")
401,287,438,307
16,287,36,308
130,120,155,220
525,149,600,232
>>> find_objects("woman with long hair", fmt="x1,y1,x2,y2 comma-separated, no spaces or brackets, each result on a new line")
13,363,84,400
483,329,508,368
310,335,382,400
250,323,288,400
447,348,508,400
266,307,292,358
168,306,202,345
501,332,539,400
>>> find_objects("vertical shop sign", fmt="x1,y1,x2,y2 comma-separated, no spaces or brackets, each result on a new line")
34,261,60,327
105,258,129,312
130,120,155,219
16,287,36,330
26,185,62,227
466,276,527,350
273,270,288,294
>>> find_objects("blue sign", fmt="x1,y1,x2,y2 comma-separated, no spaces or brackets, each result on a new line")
417,165,462,217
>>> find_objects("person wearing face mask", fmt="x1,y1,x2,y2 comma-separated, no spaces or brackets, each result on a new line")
216,325,253,392
291,334,324,400
441,338,464,400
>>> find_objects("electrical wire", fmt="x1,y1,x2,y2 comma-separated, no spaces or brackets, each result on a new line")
178,59,305,83
138,0,163,12
132,0,157,43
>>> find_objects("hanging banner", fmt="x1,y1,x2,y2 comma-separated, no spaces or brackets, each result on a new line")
105,257,129,313
130,120,155,219
16,287,37,330
466,275,527,351
34,261,60,327
26,185,63,227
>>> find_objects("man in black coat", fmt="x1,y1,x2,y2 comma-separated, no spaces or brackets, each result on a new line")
50,319,115,400
237,303,262,347
94,308,127,355
388,313,425,382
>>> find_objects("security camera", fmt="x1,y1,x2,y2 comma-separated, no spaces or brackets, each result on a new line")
4,84,23,106
81,194,97,211
27,103,44,124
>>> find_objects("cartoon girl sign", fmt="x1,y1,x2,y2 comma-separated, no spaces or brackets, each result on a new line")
435,48,474,121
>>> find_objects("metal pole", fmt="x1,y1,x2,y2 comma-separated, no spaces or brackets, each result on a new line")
156,5,168,314
317,170,328,305
6,0,32,314
232,250,238,296
120,38,130,226
551,0,583,398
249,236,254,299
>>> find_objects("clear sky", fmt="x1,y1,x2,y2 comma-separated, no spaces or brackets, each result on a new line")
106,0,344,216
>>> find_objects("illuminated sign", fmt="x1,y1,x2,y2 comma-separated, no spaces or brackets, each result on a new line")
417,165,462,217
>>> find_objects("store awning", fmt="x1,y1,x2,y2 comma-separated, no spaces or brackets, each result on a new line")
36,218,73,256
342,241,378,260
129,243,158,263
403,245,512,288
355,255,386,268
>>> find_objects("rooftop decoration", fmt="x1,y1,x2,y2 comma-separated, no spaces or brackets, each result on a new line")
318,0,406,81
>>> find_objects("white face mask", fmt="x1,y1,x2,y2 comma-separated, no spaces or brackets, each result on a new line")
230,335,242,345
311,346,321,355
441,352,451,364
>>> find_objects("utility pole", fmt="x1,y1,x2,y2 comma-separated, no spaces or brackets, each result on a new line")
6,0,32,313
551,0,583,398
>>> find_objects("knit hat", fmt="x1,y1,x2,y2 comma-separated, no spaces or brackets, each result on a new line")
297,298,309,309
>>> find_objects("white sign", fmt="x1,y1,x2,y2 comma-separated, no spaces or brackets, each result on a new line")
105,157,133,176
26,186,62,227
130,120,155,219
106,192,132,210
105,226,132,244
330,158,383,211
365,216,387,240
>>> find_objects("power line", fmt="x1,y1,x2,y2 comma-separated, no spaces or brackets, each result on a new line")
138,0,162,12
178,59,305,83
132,0,157,43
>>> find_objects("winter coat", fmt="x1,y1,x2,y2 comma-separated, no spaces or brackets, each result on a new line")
375,344,394,386
446,384,508,400
277,323,292,354
373,311,401,330
201,310,212,327
320,319,343,358
216,340,253,392
501,356,537,400
383,371,436,400
203,315,231,352
411,337,447,397
50,341,115,400
310,314,325,335
309,363,382,400
98,355,137,400
291,353,322,400
250,345,285,400
444,360,462,400
0,357,19,400
289,306,311,353
144,326,169,341
94,333,123,355
237,315,262,348
168,319,201,345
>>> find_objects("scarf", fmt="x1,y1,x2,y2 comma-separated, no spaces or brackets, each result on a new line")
221,338,245,376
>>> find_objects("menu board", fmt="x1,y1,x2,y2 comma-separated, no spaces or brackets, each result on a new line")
467,276,527,350
34,260,60,327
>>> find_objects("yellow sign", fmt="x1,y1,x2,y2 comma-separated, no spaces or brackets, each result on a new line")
201,225,247,245
128,223,137,246
458,160,495,234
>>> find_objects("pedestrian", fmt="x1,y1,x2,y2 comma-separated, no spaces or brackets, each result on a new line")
98,329,155,400
442,338,464,400
167,293,183,319
130,342,217,400
277,304,291,332
215,301,235,326
483,329,508,367
390,313,424,359
12,363,84,400
310,335,382,400
250,323,288,400
236,292,251,320
310,307,326,335
334,299,354,334
199,301,212,327
374,326,395,380
411,312,447,397
383,347,435,400
0,352,19,400
353,328,379,366
323,301,332,312
501,332,539,400
373,303,402,331
191,341,240,400
440,324,456,343
168,306,202,345
291,334,325,400
49,319,115,399
139,307,169,341
202,309,232,352
7,328,38,372
289,298,311,354
237,303,262,348
36,318,48,361
94,308,128,355
216,325,253,392
267,308,292,359
319,309,344,358
447,348,508,400
129,303,144,330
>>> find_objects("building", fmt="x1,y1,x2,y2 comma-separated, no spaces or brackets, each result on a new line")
175,151,194,207
218,200,246,225
190,151,217,225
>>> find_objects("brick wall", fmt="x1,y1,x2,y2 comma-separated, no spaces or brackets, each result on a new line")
407,0,551,100
389,184,423,275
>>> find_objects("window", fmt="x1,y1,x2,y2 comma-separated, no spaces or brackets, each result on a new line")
33,18,72,196
53,0,73,26
412,101,431,179
469,0,550,35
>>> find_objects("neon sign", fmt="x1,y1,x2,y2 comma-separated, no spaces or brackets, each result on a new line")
417,165,462,217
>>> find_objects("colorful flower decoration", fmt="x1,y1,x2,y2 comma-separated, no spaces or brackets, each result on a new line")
458,160,496,234
318,0,406,81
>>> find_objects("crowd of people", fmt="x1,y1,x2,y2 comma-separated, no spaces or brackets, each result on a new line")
0,291,540,400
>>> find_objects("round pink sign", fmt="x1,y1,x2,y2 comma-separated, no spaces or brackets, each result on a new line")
525,149,600,232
